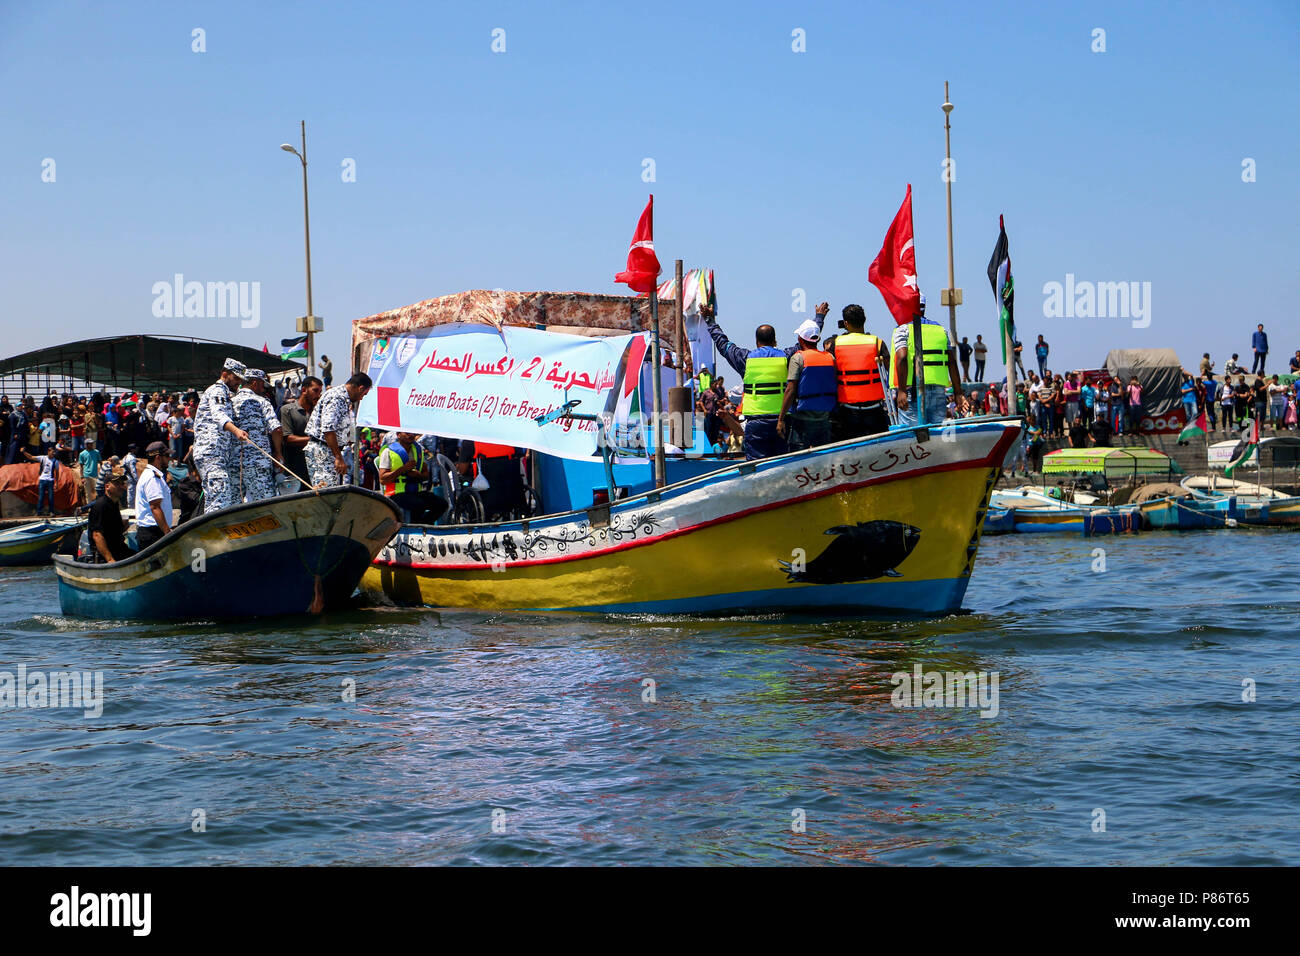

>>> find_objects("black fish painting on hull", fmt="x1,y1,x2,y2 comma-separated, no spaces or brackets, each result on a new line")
778,521,921,584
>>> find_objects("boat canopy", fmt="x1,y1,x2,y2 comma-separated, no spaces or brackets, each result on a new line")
1043,447,1181,477
352,289,688,369
0,335,305,394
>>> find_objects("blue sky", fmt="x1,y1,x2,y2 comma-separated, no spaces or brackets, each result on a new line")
2,1,1297,380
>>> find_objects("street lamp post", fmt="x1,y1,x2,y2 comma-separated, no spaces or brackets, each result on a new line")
280,121,317,377
941,82,961,348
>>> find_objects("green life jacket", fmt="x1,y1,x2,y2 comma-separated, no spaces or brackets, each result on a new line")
892,323,952,388
742,354,788,416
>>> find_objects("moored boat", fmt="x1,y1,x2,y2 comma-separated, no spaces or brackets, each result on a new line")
53,487,400,620
1083,506,1142,535
0,517,85,567
364,418,1021,615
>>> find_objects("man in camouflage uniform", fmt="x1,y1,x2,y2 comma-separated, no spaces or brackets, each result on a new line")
305,373,372,487
232,369,284,502
193,358,250,512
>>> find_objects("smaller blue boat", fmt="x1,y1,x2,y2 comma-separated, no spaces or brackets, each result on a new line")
0,517,85,567
1139,495,1237,531
53,487,400,620
1083,507,1142,535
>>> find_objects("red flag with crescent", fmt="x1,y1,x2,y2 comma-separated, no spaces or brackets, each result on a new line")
867,184,921,326
614,195,661,294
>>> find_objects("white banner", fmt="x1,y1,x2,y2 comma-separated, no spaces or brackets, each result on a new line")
356,324,649,460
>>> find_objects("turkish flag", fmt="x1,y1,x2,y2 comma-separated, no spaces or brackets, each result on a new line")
867,184,921,326
614,194,661,294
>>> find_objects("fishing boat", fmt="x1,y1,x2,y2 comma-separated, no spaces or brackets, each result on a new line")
1137,494,1236,531
53,487,400,620
364,418,1021,615
989,487,1090,533
0,517,85,567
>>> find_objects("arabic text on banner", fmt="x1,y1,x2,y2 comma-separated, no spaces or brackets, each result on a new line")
356,324,649,460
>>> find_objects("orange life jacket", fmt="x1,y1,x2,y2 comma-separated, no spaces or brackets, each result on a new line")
834,333,886,404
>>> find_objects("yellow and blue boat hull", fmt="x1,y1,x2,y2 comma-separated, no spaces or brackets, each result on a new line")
364,418,1021,615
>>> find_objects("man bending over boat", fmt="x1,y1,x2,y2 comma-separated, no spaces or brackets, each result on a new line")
305,373,372,487
702,302,827,460
232,369,284,502
193,358,250,513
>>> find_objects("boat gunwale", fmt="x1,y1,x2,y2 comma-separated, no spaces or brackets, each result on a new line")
51,485,399,576
393,417,1023,539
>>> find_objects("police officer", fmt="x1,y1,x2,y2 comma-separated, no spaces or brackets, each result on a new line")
777,319,836,450
891,303,963,426
194,358,250,512
702,302,829,460
826,304,891,439
232,368,284,502
305,373,372,487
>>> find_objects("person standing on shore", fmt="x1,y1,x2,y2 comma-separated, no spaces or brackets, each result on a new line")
77,438,100,507
1127,376,1145,434
1202,373,1219,432
957,336,973,383
1034,335,1050,377
1251,324,1268,375
973,334,988,382
319,355,334,387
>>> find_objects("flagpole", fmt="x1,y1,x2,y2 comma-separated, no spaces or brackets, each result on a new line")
942,82,959,346
650,292,666,488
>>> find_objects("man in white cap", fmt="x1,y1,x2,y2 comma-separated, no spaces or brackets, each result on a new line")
701,301,829,459
232,368,284,502
776,319,836,451
193,357,250,512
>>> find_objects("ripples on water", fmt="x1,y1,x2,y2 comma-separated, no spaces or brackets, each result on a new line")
1,530,1296,865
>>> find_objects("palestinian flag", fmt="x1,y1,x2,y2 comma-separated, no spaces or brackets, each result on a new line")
1177,409,1206,443
986,216,1016,364
1225,418,1260,476
280,335,308,360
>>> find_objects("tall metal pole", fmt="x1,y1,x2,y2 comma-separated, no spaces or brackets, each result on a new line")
942,82,958,346
299,121,316,378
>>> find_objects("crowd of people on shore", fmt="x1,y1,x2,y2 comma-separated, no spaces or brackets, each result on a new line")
0,370,317,521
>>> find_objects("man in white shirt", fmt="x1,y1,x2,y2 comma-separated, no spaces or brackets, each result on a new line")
134,441,174,551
